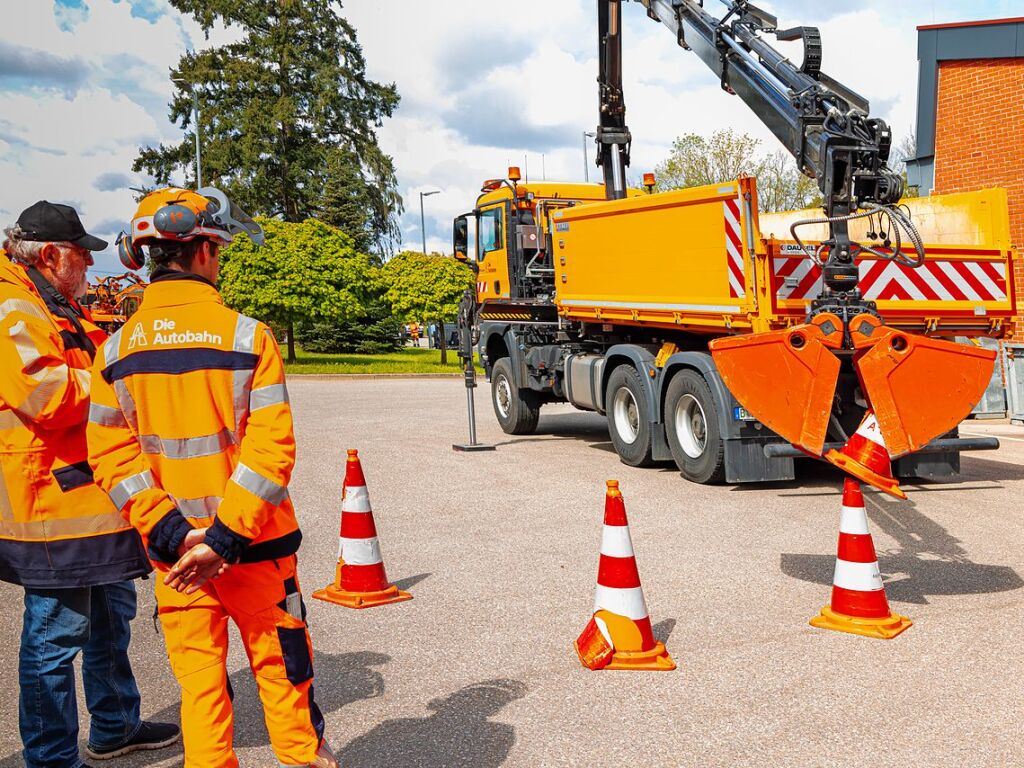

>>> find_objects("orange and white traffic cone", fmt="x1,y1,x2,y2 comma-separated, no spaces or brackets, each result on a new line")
312,449,412,609
574,481,675,671
810,477,912,639
824,410,906,499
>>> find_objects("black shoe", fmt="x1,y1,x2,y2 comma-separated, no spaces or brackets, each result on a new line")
85,721,180,760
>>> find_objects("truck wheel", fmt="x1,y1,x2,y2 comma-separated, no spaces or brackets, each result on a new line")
491,357,540,434
664,369,725,483
605,365,655,467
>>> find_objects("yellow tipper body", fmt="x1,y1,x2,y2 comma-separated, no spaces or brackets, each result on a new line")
543,178,1014,338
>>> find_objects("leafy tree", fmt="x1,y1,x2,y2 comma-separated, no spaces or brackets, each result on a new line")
655,130,762,191
756,150,822,213
317,148,373,255
654,129,821,212
889,130,919,198
219,217,380,362
134,0,403,253
381,252,475,364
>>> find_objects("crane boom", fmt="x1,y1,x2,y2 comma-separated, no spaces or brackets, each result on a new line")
596,0,632,200
594,0,914,295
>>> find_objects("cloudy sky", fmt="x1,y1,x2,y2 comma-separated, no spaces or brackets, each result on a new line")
1,0,1020,276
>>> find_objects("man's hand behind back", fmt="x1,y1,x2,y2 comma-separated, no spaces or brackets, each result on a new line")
165,543,229,594
177,528,207,558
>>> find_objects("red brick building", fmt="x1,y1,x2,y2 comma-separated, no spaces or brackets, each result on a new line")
907,17,1024,342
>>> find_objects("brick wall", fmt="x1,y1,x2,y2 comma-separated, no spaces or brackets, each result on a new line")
932,58,1024,342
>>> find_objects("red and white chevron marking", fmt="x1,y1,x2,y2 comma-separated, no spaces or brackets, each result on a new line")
723,198,745,299
476,281,487,295
773,257,1008,302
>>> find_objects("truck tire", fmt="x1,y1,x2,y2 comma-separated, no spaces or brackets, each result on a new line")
605,365,655,467
491,357,540,434
664,369,726,483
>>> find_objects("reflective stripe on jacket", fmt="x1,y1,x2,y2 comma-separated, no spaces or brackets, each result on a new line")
0,252,150,587
87,274,301,565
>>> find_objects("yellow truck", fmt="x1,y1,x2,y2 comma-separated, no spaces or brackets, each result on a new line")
455,172,1013,483
453,0,1009,486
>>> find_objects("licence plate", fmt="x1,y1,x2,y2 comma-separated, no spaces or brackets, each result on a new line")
733,406,756,422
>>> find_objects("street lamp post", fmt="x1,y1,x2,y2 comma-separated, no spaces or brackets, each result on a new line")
582,131,596,182
418,188,445,360
419,189,440,254
172,78,202,187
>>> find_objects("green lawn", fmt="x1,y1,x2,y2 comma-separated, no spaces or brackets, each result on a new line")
283,345,481,375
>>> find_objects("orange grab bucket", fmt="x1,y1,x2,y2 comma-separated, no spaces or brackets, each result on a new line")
711,313,996,460
848,316,996,457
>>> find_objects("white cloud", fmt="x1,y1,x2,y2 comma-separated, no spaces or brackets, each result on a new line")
0,0,240,275
2,88,160,156
0,0,1014,272
343,0,1017,255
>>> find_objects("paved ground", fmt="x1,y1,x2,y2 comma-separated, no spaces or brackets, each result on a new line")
1,379,1023,767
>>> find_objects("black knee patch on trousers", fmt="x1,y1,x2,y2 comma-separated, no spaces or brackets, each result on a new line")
277,627,313,685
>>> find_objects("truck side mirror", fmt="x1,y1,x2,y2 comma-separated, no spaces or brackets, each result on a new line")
453,216,469,261
453,215,478,272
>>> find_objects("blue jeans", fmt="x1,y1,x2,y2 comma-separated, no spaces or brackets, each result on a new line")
19,581,143,768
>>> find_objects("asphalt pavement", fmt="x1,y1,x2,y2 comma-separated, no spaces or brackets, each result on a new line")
1,378,1022,767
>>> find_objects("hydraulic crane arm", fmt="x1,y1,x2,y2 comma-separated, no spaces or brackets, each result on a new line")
597,0,914,290
597,0,632,200
636,0,915,291
591,0,996,495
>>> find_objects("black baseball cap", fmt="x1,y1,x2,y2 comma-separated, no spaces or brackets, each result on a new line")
16,201,108,251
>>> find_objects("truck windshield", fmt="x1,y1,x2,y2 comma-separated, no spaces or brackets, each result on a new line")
479,207,503,257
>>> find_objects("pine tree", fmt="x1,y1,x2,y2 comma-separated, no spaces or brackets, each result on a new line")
318,148,373,256
134,0,403,253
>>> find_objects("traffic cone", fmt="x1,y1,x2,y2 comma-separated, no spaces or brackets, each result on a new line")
312,449,412,609
574,481,675,671
824,410,906,499
810,477,912,639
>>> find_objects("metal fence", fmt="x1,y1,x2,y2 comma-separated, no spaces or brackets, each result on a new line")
1006,344,1024,426
961,337,1008,419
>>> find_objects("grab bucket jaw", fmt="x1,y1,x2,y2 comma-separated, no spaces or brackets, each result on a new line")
848,316,997,457
709,313,842,456
710,311,997,491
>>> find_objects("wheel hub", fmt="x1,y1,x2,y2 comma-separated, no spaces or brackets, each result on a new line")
496,376,512,418
612,387,640,445
675,394,707,459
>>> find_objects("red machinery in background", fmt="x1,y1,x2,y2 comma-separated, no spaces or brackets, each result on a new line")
85,272,146,332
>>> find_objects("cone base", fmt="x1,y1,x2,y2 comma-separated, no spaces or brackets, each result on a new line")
311,583,412,610
809,605,912,640
604,642,676,672
823,449,907,500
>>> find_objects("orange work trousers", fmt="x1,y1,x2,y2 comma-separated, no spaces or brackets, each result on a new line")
154,555,324,768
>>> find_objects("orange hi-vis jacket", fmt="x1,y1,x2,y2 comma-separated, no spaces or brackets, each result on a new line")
87,273,301,565
0,252,149,587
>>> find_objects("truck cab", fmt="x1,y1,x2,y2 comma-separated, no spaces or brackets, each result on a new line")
453,169,642,304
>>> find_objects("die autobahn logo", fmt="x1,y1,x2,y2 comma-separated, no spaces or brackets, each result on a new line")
128,319,223,349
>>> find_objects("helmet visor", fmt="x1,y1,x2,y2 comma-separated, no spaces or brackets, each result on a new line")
197,187,265,246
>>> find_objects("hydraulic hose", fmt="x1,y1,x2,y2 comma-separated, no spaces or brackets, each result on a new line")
790,204,926,270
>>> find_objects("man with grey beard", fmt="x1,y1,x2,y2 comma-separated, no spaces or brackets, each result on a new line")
0,201,179,768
